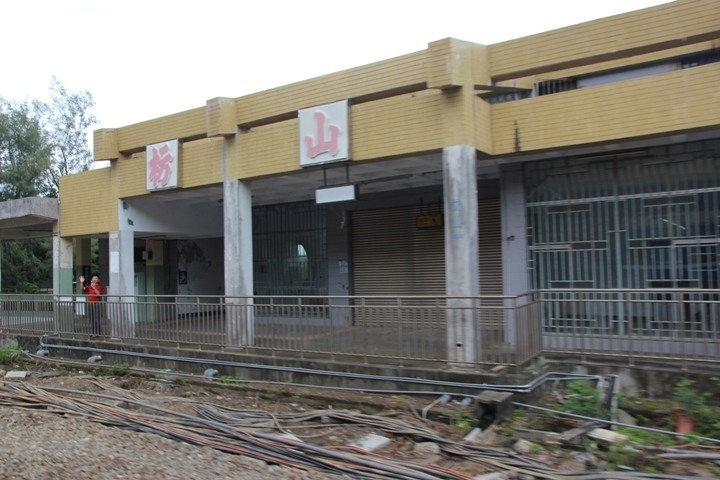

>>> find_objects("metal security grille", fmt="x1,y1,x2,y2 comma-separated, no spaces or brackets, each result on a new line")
526,140,720,336
536,78,578,96
252,201,327,297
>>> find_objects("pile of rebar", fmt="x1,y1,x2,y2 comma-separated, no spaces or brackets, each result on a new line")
0,380,709,480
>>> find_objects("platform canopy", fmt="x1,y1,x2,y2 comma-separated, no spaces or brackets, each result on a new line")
0,197,59,240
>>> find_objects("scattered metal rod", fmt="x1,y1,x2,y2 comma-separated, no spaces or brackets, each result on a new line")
422,394,451,419
0,379,711,480
513,402,720,446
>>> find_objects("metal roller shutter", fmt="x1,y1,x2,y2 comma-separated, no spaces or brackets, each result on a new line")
351,205,445,297
351,199,502,298
478,198,505,334
479,198,503,297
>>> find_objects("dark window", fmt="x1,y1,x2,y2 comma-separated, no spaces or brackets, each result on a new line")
536,78,578,96
681,50,720,69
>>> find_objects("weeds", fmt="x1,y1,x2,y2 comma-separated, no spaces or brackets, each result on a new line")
449,411,476,433
615,427,675,447
0,342,23,365
91,362,130,377
107,362,130,376
601,440,665,473
561,380,609,420
218,376,244,386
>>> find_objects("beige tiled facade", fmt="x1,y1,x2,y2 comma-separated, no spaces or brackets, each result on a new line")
60,0,720,238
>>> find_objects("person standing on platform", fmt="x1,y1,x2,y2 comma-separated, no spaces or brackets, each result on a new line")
80,274,104,335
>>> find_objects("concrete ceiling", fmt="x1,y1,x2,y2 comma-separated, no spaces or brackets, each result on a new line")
5,130,716,242
146,152,503,209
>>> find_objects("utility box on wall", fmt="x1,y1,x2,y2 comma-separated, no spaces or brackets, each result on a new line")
145,239,164,266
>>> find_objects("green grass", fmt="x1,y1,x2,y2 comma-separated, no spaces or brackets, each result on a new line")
218,376,244,386
91,362,130,377
0,343,23,365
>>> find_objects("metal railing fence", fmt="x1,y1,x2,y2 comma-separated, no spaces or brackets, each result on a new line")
0,289,718,367
538,288,720,363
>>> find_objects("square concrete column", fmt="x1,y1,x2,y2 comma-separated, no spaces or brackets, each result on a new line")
53,233,75,332
500,163,529,345
108,229,136,337
443,145,480,364
326,203,351,325
53,232,73,295
223,178,254,346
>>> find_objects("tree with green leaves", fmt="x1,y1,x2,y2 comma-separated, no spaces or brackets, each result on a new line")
0,99,54,292
0,100,51,199
0,78,97,292
34,76,96,197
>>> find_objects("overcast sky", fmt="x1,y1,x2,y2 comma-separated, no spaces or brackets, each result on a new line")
2,0,670,132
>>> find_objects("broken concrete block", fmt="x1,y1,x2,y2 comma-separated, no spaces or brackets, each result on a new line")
463,427,483,443
513,438,534,454
475,390,514,428
588,428,628,443
350,433,391,452
413,442,441,455
474,472,512,480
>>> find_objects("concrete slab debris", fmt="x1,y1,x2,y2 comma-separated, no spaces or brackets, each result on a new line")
588,428,628,443
474,471,512,480
349,433,391,452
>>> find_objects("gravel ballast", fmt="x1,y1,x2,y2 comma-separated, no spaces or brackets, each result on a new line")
0,406,348,480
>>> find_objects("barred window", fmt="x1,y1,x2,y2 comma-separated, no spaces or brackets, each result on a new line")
535,78,578,96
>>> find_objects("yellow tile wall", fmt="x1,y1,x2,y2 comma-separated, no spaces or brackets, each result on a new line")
235,120,300,179
236,51,427,126
182,137,224,187
116,153,147,198
93,128,118,161
351,91,446,159
59,168,118,236
492,62,720,154
67,0,718,235
520,41,719,86
235,91,449,178
488,0,720,79
117,107,207,153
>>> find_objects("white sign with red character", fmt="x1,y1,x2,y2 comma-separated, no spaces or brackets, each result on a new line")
146,139,179,191
299,100,350,167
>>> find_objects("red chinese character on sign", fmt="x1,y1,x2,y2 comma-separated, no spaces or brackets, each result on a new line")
304,110,340,158
148,143,174,189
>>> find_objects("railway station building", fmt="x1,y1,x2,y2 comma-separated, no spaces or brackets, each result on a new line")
40,0,720,361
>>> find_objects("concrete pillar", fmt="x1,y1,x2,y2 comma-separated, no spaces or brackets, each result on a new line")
53,233,75,332
500,163,529,344
223,178,254,345
326,203,351,325
443,145,480,364
108,229,135,337
53,233,73,295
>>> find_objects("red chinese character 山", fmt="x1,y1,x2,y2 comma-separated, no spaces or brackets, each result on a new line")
304,110,341,158
148,144,175,189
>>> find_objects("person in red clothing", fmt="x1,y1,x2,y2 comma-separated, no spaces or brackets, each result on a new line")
80,274,105,335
